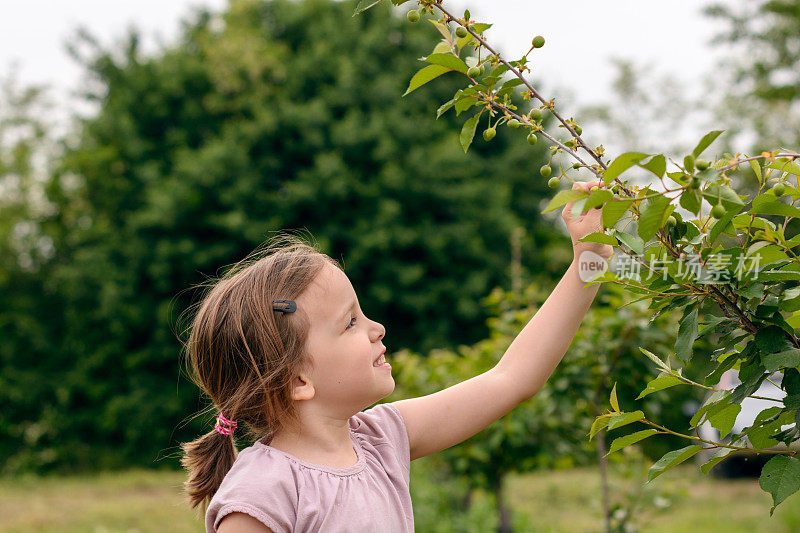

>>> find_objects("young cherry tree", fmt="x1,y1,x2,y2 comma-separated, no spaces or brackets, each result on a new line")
356,0,800,514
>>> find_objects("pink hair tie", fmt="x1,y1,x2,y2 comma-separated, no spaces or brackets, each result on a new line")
215,413,238,436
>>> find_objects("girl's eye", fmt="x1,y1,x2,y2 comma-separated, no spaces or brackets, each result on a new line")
346,316,357,330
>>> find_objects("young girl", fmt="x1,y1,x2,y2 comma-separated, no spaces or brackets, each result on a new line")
181,180,612,533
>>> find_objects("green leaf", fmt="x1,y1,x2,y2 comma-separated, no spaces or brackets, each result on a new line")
636,374,684,399
607,410,645,431
692,130,724,158
700,445,739,475
708,403,741,438
454,96,479,116
603,152,649,186
639,347,668,370
751,195,800,219
436,97,457,119
353,0,383,16
750,159,763,185
426,18,451,40
639,154,666,178
647,445,703,482
680,188,702,216
607,429,658,456
674,306,699,363
690,390,731,427
610,382,620,412
601,199,633,228
759,455,800,516
589,413,614,440
762,349,800,372
615,231,644,255
767,159,800,178
638,195,671,242
423,53,469,74
582,190,613,212
403,64,451,97
542,190,588,214
459,112,481,154
577,232,618,246
701,184,745,207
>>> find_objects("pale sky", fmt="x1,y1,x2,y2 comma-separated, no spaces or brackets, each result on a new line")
0,0,735,151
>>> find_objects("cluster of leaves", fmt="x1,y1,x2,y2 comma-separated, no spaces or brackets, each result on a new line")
355,0,800,514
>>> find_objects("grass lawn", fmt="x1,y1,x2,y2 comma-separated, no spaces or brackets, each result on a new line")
1,464,798,532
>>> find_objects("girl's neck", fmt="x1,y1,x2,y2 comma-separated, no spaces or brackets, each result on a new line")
267,412,358,469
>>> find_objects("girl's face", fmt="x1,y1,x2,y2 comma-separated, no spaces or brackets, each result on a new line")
297,263,393,416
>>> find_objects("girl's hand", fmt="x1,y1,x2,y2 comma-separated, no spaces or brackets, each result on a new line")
561,180,614,260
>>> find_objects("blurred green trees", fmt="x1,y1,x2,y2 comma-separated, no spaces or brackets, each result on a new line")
0,0,562,473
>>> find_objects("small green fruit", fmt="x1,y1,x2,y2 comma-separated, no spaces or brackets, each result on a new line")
695,158,710,171
573,125,582,136
612,185,621,195
540,165,552,178
528,108,543,120
407,10,420,23
483,127,496,141
456,26,468,38
477,64,485,76
548,177,560,188
590,185,599,193
527,133,538,146
572,162,581,169
711,203,726,219
666,215,677,227
507,118,520,129
532,35,545,48
684,154,695,173
467,66,481,78
772,183,786,196
689,176,701,189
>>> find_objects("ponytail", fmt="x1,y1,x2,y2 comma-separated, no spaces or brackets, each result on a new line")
180,419,238,515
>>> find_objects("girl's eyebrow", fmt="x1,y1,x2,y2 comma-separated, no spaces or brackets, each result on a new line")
336,299,357,324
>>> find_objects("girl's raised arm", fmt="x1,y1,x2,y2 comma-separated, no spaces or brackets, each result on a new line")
393,180,613,460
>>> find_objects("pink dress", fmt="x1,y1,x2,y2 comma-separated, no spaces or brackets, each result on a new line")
205,403,413,532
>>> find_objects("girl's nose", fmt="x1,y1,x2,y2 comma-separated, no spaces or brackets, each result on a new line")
372,320,385,341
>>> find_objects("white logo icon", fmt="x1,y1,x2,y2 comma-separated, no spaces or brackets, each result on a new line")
577,250,609,282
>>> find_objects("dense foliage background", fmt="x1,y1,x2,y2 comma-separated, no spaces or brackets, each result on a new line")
0,0,568,474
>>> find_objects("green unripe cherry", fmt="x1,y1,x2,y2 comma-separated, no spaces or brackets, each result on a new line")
548,177,560,189
540,165,552,178
711,203,726,219
467,66,481,78
507,118,520,129
573,125,582,136
456,26,468,38
612,185,621,195
532,35,545,48
590,185,599,193
527,133,538,146
528,108,543,120
407,10,420,23
572,162,581,169
666,215,677,227
477,64,485,76
684,154,695,173
483,127,496,141
689,176,701,189
773,182,786,197
696,158,710,171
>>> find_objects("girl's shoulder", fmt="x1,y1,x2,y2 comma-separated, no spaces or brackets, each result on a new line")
349,402,410,469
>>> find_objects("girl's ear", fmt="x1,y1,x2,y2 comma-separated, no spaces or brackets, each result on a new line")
290,373,315,401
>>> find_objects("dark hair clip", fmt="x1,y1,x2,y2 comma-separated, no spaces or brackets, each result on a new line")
272,300,297,313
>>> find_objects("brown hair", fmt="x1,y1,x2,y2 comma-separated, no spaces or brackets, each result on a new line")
179,232,341,514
